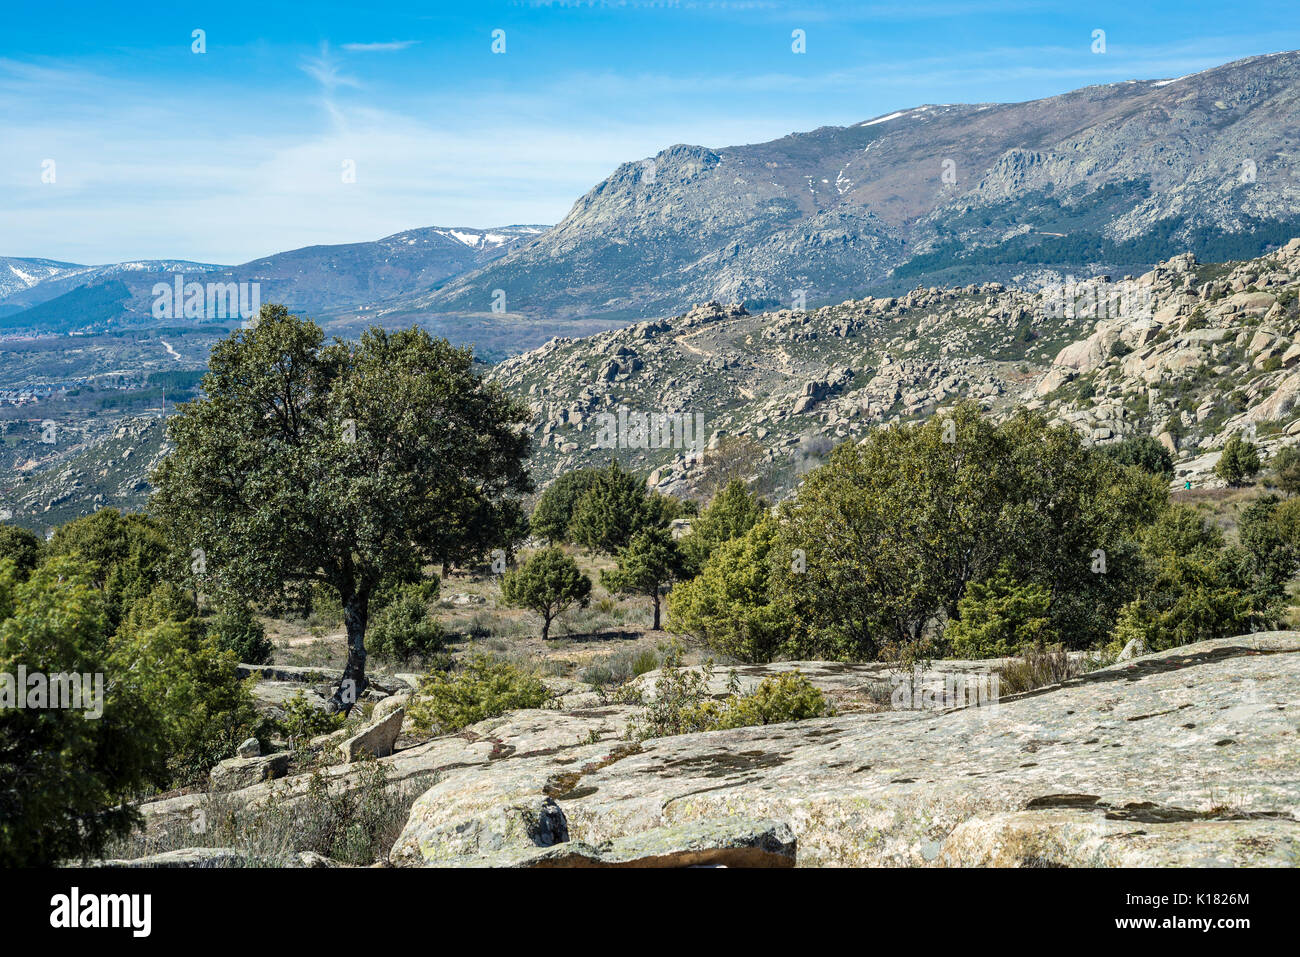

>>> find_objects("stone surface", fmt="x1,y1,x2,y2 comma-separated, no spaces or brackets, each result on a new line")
236,737,261,758
390,634,1300,867
446,817,797,868
208,752,289,791
1118,636,1149,661
339,707,405,763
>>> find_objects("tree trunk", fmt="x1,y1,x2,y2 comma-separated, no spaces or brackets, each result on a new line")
652,590,661,630
541,614,551,641
329,590,370,713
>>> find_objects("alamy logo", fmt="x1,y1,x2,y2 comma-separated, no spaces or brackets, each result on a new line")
594,410,705,461
152,274,261,320
1040,276,1152,321
50,887,151,937
0,667,104,719
891,669,1000,713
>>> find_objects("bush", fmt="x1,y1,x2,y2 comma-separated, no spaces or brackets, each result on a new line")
407,655,551,734
1108,506,1257,652
668,519,793,662
276,690,345,747
628,647,830,740
1100,435,1174,480
367,585,445,662
501,547,591,640
774,404,1163,658
945,564,1056,658
0,525,40,580
211,601,274,665
1215,433,1262,487
530,469,601,544
568,460,655,554
0,558,160,865
712,671,831,730
678,479,768,574
113,584,268,788
1271,445,1300,496
42,509,172,629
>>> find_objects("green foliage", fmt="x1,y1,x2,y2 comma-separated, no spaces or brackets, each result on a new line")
530,468,601,544
210,600,274,665
112,583,267,787
1214,433,1262,487
711,671,831,730
150,306,533,707
0,558,158,865
1228,495,1296,617
407,655,550,734
1109,506,1257,652
366,584,445,662
0,525,40,580
275,690,344,746
668,518,794,662
501,547,591,640
42,508,172,629
946,563,1056,658
628,647,830,740
1270,445,1300,496
1100,435,1175,480
568,459,654,554
602,526,685,630
678,479,768,575
774,403,1164,659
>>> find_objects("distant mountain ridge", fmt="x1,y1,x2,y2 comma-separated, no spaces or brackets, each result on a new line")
0,225,550,333
412,51,1300,322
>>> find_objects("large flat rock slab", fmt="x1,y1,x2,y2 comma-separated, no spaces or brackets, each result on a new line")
391,634,1300,867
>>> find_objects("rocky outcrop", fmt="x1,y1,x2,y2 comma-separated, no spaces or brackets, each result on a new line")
389,634,1300,867
208,752,289,791
339,707,405,763
445,818,797,868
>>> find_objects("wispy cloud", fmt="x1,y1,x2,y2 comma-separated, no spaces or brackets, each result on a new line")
299,42,361,95
341,40,419,53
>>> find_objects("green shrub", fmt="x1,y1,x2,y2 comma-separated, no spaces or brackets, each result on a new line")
113,582,267,788
500,547,591,640
530,469,601,544
568,459,655,554
1099,435,1175,480
628,647,830,740
407,655,551,734
1215,433,1262,487
367,585,444,662
1107,506,1257,652
0,558,159,865
0,525,40,580
668,519,793,662
211,601,273,665
276,691,344,747
712,671,831,730
945,564,1056,658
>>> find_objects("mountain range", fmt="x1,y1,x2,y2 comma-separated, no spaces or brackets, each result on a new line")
6,52,1300,345
416,50,1300,322
0,226,549,334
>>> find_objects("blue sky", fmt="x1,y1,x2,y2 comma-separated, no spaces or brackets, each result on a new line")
4,0,1299,265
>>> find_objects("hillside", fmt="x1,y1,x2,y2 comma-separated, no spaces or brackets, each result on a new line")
27,240,1300,527
490,239,1300,498
421,52,1300,322
0,225,550,335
